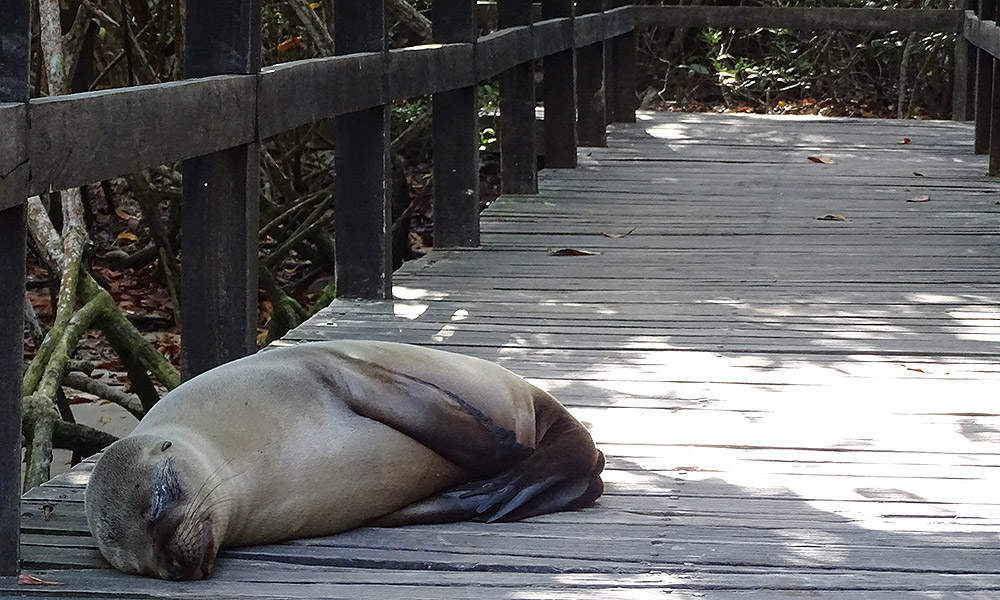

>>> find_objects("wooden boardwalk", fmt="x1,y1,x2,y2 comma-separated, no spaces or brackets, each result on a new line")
10,113,1000,598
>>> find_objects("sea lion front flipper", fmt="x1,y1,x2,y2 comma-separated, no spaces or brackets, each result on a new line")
372,415,605,526
314,350,533,475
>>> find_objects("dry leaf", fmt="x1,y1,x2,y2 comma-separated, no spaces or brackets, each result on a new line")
907,195,931,203
906,367,928,374
913,172,924,177
816,214,847,221
276,36,303,52
601,227,636,239
901,138,911,144
113,206,136,220
807,155,835,164
18,573,65,585
549,248,600,256
117,231,138,242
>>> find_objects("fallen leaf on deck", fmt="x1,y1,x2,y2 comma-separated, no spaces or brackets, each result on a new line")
807,155,836,164
907,195,931,203
816,214,847,221
549,248,601,256
913,172,924,177
901,138,911,144
113,206,137,220
601,227,636,238
18,574,65,586
906,367,928,374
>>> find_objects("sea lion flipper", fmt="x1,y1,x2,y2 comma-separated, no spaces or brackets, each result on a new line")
372,417,605,526
315,350,532,474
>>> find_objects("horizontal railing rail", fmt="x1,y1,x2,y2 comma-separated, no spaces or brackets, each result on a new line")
636,6,965,32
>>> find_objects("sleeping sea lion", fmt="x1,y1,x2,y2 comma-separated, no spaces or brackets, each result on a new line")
84,340,604,580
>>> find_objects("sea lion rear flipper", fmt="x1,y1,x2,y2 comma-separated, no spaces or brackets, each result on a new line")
373,416,605,526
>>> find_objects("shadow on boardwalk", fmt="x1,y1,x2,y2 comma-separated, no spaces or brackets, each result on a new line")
11,113,1000,598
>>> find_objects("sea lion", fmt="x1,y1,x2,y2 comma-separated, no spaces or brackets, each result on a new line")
85,340,604,580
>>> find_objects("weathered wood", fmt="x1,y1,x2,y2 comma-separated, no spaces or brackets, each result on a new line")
0,0,29,578
635,6,965,32
258,53,384,138
952,7,969,120
0,103,27,211
973,3,996,154
0,208,24,580
29,77,256,195
541,2,577,168
475,26,533,78
990,57,1000,174
179,0,261,378
965,12,1000,58
531,17,574,59
334,2,392,298
608,1,636,123
389,43,475,101
432,0,479,248
498,0,538,195
576,0,607,148
185,0,261,78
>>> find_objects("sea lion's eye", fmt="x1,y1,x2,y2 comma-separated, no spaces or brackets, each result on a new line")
160,441,172,452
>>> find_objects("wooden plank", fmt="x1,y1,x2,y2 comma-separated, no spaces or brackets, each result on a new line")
333,2,392,299
498,0,538,194
28,77,255,194
185,0,259,77
531,17,574,58
432,0,479,248
635,6,965,32
973,8,996,154
0,205,24,578
258,53,384,138
576,0,607,148
475,26,532,79
0,103,27,211
0,6,27,578
541,3,577,168
610,4,637,123
388,43,475,101
179,0,260,378
965,12,1000,58
953,3,970,120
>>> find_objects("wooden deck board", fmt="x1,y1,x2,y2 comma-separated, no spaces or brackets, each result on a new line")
7,112,1000,598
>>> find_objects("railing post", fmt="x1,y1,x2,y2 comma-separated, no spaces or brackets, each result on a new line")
433,0,480,247
334,2,392,298
610,0,637,123
0,0,30,578
577,0,608,147
499,0,538,194
953,0,970,120
181,0,261,378
542,0,578,168
974,0,995,154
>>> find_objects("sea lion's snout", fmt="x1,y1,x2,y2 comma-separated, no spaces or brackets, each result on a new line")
158,513,216,581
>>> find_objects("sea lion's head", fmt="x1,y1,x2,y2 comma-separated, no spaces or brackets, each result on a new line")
85,435,227,580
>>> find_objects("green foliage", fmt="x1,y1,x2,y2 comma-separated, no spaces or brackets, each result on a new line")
636,0,960,117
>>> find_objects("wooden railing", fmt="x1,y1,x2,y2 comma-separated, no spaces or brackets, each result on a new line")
2,0,995,580
0,0,639,577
